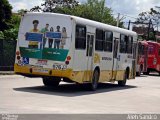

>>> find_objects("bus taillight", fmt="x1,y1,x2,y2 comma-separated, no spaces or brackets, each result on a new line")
67,56,71,61
16,51,20,56
65,61,69,65
17,56,21,60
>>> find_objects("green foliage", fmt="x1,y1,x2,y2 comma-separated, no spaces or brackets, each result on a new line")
0,31,4,39
82,0,117,26
30,0,79,12
17,9,28,15
3,28,18,41
0,0,12,31
30,0,121,27
10,14,21,29
149,32,155,40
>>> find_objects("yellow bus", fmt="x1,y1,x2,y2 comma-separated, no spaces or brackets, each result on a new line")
14,13,137,90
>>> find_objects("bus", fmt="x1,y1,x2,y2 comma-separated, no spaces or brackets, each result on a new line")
146,41,160,75
136,40,148,76
14,13,137,90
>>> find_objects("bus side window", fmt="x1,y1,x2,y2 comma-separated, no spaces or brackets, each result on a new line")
104,31,113,52
127,36,133,54
138,43,142,55
75,25,86,49
95,29,104,51
120,34,126,53
133,43,137,59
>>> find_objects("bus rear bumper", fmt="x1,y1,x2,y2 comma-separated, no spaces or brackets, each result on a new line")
14,64,74,78
14,64,86,83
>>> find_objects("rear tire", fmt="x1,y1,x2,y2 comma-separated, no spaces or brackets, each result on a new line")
42,77,60,87
89,70,99,91
118,71,127,86
146,69,150,75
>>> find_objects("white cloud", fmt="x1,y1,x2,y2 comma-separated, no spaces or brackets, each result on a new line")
8,0,160,20
106,0,160,19
9,0,43,12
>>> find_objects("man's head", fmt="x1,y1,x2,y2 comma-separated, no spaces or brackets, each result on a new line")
32,20,39,29
46,23,49,29
57,26,60,31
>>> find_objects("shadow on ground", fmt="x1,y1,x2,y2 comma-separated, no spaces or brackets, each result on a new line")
13,83,137,97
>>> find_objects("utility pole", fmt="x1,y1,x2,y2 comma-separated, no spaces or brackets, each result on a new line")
128,20,131,30
117,13,120,27
147,19,151,41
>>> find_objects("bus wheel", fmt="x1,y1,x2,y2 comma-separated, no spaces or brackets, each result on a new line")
42,77,60,87
118,71,127,86
90,70,99,91
146,69,150,75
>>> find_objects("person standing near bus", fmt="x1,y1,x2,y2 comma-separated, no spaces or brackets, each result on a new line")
28,20,40,48
60,27,67,49
48,27,54,48
41,23,49,48
54,26,61,49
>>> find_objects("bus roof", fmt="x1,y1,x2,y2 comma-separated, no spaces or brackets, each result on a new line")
147,41,160,47
24,12,137,37
138,40,148,46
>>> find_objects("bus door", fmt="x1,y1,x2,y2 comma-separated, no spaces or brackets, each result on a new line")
144,45,148,72
132,42,137,78
112,37,119,79
86,33,94,80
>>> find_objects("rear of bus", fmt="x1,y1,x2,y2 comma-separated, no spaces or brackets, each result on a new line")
147,41,160,75
14,13,74,85
136,41,148,76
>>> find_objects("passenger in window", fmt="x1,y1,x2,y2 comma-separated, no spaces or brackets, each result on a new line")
60,27,67,49
48,27,54,48
54,26,61,49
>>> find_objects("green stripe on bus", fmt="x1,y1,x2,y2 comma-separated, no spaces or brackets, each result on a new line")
20,47,42,59
42,48,69,61
20,47,69,61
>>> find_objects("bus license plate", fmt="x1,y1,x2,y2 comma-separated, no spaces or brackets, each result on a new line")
33,68,48,73
53,64,67,70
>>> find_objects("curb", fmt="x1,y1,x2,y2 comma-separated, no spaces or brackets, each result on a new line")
0,71,15,75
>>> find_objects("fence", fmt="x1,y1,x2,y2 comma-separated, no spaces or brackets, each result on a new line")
0,39,17,71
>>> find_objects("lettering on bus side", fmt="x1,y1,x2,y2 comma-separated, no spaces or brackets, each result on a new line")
127,55,133,59
102,57,112,61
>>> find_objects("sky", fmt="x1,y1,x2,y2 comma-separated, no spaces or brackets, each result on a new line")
9,0,160,22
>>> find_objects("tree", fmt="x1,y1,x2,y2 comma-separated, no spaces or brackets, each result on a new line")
0,31,4,40
137,7,160,30
17,9,28,15
80,0,118,26
135,7,160,41
10,14,21,29
30,0,79,12
1,13,21,41
30,0,122,27
0,0,12,31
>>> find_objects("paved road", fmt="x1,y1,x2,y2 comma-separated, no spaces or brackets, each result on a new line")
0,74,160,114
